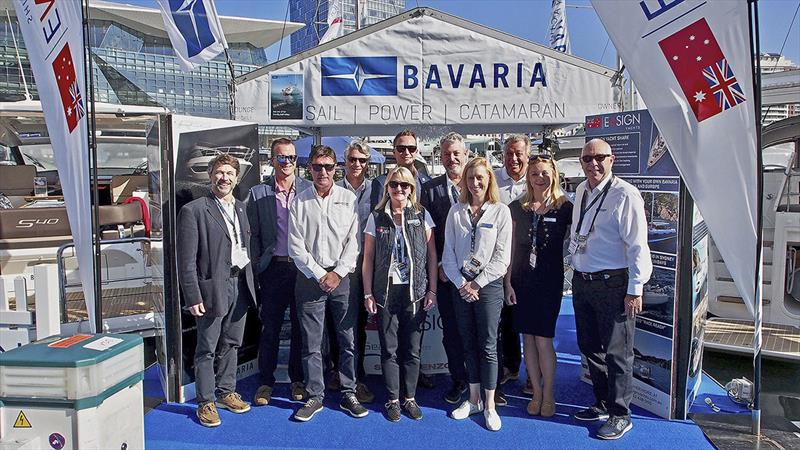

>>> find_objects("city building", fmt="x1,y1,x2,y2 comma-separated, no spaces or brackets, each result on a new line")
0,0,303,120
759,53,799,125
290,0,405,54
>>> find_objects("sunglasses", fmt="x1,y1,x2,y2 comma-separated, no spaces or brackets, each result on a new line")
275,154,297,165
310,163,336,173
388,180,413,190
581,154,613,163
395,145,417,154
530,152,553,161
348,156,369,164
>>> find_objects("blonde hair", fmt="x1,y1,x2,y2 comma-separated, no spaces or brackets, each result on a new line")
521,156,567,211
376,167,421,212
458,157,501,204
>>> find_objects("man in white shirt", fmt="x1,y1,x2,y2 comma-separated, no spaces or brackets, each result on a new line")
569,138,652,440
288,145,367,422
492,134,530,402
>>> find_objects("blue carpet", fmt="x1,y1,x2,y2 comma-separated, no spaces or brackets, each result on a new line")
144,296,714,449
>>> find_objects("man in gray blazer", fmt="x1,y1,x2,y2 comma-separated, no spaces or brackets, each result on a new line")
247,138,312,406
178,154,257,427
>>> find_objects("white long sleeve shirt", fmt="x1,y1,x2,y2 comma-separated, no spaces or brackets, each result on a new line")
442,201,512,288
569,174,653,296
288,184,359,281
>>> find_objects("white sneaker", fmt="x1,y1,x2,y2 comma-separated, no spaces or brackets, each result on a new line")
484,409,502,431
451,399,484,420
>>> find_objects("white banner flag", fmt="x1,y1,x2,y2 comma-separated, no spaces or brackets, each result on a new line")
548,0,571,54
156,0,228,72
591,1,758,314
320,0,345,44
14,0,96,330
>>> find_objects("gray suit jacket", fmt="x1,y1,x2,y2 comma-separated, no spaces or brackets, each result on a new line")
177,193,256,317
246,175,312,276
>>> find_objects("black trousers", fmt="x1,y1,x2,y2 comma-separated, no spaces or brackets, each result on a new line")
377,285,427,401
452,278,504,391
499,303,522,375
194,274,248,404
296,272,356,400
573,273,635,418
257,260,303,387
438,280,467,383
325,257,367,380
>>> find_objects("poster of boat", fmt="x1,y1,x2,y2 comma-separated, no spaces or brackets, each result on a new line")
270,73,304,120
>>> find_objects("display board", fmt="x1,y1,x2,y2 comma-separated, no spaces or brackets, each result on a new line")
584,109,707,419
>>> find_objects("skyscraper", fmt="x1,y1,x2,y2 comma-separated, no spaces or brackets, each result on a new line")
290,0,405,55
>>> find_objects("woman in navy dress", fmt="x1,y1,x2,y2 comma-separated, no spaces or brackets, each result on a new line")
504,154,572,418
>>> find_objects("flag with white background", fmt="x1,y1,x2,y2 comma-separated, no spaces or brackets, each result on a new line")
156,0,228,72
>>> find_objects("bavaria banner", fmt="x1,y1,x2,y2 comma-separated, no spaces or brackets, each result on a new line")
548,0,571,54
156,0,228,72
14,0,96,330
319,0,345,44
591,1,758,314
236,9,617,135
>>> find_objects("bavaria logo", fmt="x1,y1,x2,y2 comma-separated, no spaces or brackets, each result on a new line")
169,0,216,57
321,57,397,96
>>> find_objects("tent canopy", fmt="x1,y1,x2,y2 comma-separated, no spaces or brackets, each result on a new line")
293,136,385,164
235,7,617,137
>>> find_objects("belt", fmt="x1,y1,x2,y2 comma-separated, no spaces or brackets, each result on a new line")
272,256,292,263
574,268,627,281
230,266,244,278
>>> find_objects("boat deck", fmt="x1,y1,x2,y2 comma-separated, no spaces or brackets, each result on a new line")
704,318,800,361
9,284,160,322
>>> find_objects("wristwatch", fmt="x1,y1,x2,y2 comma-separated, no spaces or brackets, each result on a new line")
364,293,374,300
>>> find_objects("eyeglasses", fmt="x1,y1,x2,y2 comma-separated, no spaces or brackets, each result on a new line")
388,180,412,190
347,156,369,164
275,154,297,165
395,145,417,154
310,163,336,173
581,154,613,163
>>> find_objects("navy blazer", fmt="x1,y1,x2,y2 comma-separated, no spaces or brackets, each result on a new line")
246,175,312,276
420,174,454,260
177,193,257,317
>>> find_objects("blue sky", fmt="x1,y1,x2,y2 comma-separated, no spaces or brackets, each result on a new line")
121,0,799,68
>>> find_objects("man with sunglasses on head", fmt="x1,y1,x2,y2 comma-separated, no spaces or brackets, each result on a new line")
370,129,431,209
419,132,470,404
491,134,531,406
326,141,375,404
570,138,651,440
247,138,311,407
288,144,367,422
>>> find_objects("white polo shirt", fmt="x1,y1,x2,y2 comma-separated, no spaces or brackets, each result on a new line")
494,168,527,205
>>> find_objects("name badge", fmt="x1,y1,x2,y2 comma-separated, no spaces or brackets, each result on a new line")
544,217,557,223
407,218,421,226
479,223,494,228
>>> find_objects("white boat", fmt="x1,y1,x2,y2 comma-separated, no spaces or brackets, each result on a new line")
186,145,255,182
647,130,668,168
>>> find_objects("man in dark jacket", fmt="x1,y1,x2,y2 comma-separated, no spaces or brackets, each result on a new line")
177,154,257,427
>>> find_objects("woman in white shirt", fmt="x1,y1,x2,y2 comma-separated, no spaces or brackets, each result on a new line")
362,167,438,422
442,157,512,431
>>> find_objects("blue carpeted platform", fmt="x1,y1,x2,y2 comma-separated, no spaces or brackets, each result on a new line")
144,296,714,449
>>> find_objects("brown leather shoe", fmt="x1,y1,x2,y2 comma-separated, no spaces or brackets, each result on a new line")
291,382,308,402
217,392,251,413
254,385,273,406
355,382,375,404
197,402,221,427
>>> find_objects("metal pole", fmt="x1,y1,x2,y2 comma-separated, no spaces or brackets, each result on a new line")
224,48,236,119
747,0,764,437
82,0,102,333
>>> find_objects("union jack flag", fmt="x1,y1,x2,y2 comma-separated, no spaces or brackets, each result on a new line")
702,58,746,111
68,81,85,121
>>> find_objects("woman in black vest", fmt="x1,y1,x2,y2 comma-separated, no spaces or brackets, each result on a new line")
362,167,438,422
505,154,572,418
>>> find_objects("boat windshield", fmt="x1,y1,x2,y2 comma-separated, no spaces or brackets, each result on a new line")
19,142,148,172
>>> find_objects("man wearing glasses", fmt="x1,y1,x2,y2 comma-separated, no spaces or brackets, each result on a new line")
329,141,375,404
247,138,311,407
370,129,431,209
288,145,367,421
570,138,651,440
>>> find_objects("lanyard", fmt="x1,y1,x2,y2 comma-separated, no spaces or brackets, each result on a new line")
530,211,541,248
575,176,614,236
450,184,459,205
469,203,488,254
216,199,240,246
393,225,406,263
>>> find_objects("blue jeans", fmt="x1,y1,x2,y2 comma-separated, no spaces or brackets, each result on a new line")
452,278,504,391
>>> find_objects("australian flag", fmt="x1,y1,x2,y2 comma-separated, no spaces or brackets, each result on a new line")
51,44,84,133
658,18,746,122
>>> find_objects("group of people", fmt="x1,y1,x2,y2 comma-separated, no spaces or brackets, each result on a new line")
177,130,652,440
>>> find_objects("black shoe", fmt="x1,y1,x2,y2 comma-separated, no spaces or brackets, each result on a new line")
494,389,508,407
340,393,369,418
444,381,468,404
403,399,423,420
417,372,434,389
597,416,633,440
573,405,610,422
385,401,401,422
294,397,324,422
